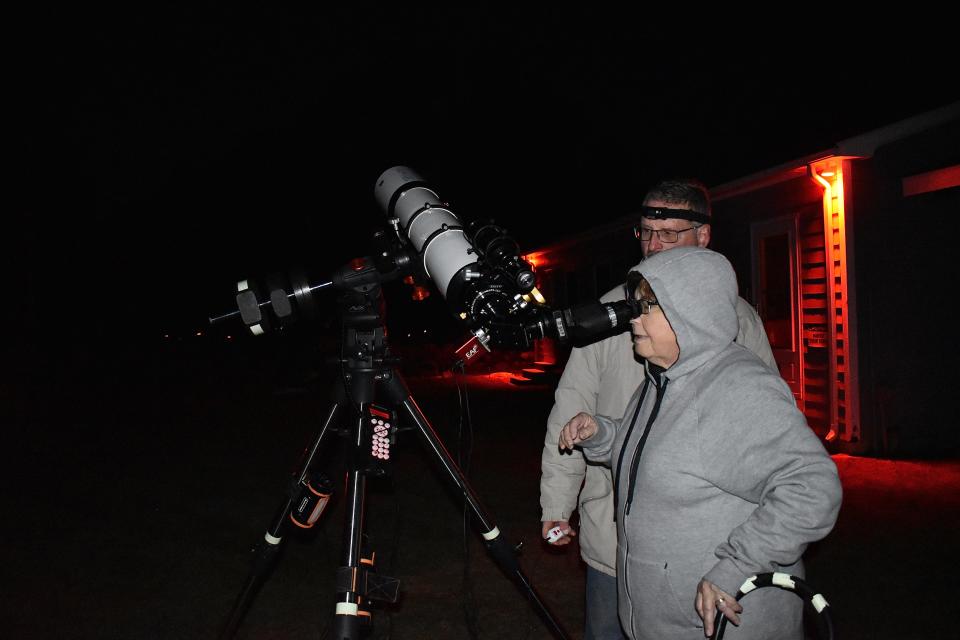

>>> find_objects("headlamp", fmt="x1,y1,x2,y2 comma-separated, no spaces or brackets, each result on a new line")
640,205,710,225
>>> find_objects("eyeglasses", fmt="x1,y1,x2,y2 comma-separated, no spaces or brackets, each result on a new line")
632,297,659,315
633,225,698,243
625,271,660,316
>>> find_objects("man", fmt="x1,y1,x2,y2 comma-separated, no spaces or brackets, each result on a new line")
539,179,776,639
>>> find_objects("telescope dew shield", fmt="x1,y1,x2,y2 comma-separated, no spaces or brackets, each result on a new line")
563,301,633,342
375,166,477,299
522,300,634,347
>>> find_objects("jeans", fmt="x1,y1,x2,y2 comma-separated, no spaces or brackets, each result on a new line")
584,565,627,639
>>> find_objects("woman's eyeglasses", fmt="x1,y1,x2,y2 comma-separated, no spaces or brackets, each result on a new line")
625,271,659,317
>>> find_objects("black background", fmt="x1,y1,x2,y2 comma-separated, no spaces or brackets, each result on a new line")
11,8,960,349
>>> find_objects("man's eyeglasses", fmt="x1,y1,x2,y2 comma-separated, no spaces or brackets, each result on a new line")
633,225,698,243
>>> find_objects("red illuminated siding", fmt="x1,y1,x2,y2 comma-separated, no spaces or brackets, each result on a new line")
902,165,960,196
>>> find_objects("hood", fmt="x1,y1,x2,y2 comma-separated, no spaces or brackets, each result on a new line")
637,247,739,379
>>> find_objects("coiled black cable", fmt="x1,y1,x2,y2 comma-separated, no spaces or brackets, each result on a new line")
710,572,834,640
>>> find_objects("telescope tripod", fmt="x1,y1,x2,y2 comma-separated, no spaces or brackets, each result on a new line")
218,317,570,639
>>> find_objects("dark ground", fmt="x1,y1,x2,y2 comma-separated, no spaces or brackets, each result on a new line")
3,336,959,639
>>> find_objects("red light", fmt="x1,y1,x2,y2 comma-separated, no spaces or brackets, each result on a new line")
350,258,366,271
411,286,430,301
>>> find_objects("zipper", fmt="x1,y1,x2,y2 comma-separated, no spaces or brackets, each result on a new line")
612,379,649,520
624,376,669,516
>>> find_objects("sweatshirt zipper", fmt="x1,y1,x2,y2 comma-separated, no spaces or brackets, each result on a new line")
624,376,668,516
612,379,650,521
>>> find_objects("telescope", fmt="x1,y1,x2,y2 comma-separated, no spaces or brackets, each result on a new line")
211,166,636,362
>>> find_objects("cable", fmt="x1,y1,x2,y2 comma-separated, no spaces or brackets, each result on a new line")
454,362,482,640
711,572,834,640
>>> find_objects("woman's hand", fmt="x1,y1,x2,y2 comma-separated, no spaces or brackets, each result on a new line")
695,578,742,637
559,412,598,450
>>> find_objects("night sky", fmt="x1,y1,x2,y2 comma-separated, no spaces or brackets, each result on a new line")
12,8,959,349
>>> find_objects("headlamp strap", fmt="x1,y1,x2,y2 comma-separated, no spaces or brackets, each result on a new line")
640,205,710,225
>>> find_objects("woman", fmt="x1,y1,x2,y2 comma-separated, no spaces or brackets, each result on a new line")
560,247,841,639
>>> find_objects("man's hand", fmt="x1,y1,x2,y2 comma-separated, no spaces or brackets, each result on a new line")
559,412,598,450
541,520,576,546
695,578,742,637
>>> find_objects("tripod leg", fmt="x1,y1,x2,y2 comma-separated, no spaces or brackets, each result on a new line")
330,419,369,638
382,373,572,640
219,402,342,640
331,370,377,640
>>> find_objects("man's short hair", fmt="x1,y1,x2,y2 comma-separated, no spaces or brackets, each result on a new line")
642,179,712,218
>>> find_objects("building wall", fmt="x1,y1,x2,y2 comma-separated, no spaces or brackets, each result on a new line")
711,176,822,302
853,119,960,458
712,177,837,438
711,119,960,458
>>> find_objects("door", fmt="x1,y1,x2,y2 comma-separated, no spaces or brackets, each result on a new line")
752,217,802,406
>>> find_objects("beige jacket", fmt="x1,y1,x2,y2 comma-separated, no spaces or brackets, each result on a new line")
540,278,776,575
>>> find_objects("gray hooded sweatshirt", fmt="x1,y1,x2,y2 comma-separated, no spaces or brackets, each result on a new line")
581,247,842,640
